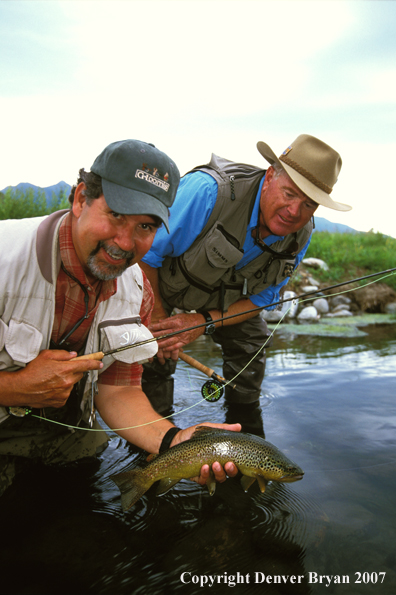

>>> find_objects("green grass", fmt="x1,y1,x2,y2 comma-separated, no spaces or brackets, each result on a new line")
1,188,395,292
301,231,396,291
0,187,70,220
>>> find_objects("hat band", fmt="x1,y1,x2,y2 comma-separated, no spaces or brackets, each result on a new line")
279,154,333,194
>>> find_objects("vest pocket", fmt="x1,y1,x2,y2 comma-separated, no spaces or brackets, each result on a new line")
0,319,43,367
183,223,243,285
98,320,158,365
246,258,296,295
274,259,296,285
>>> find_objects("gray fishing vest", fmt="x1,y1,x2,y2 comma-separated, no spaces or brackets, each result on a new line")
0,211,157,425
158,154,313,312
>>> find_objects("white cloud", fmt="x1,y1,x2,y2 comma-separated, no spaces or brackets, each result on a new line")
60,0,355,116
1,1,394,237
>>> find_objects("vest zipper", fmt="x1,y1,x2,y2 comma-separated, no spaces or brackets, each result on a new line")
230,176,236,200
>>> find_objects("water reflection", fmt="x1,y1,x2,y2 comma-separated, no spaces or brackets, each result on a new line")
1,324,396,594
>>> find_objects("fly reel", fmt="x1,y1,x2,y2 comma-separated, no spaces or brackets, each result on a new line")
201,379,224,402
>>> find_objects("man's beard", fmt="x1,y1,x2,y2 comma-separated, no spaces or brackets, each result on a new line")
86,240,135,281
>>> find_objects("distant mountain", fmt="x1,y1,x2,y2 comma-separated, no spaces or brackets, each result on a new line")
313,216,357,234
0,181,72,204
1,182,359,234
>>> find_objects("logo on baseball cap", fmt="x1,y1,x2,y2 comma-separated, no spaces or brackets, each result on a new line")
91,139,180,231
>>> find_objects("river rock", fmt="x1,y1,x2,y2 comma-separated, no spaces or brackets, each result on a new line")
385,301,396,314
312,298,329,314
302,257,329,271
307,275,320,287
297,306,320,323
302,285,319,293
283,291,299,318
325,309,354,317
261,291,299,322
260,308,284,322
352,283,396,313
329,295,352,308
332,303,351,313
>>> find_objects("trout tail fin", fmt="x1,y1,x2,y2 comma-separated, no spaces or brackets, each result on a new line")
111,469,152,511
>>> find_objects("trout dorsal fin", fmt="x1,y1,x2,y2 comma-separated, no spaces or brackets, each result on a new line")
191,426,228,440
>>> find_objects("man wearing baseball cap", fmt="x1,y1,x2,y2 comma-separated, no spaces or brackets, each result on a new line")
0,139,240,499
140,134,352,432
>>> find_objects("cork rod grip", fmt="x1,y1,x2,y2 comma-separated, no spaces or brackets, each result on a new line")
70,351,105,362
178,352,215,378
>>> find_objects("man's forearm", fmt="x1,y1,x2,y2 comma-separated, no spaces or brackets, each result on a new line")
95,384,175,453
0,369,29,407
95,383,241,486
202,298,261,329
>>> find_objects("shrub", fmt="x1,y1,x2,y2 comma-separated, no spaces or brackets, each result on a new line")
0,187,69,220
305,231,396,291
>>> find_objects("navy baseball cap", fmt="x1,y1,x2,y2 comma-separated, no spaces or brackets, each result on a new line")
91,139,180,232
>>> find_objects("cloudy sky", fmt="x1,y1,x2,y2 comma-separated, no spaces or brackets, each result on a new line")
1,0,395,236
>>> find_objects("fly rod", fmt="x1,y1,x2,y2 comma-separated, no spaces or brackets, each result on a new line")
72,266,396,362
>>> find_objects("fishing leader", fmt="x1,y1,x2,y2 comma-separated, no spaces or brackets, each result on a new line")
140,135,352,421
0,139,240,498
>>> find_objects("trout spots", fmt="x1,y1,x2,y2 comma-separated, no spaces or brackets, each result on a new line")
112,427,304,510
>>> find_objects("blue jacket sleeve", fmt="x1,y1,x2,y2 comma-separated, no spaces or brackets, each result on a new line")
141,172,218,268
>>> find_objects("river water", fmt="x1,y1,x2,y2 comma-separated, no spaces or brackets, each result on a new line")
1,322,396,595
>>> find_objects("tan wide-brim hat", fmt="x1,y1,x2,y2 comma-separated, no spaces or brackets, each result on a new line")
257,134,352,212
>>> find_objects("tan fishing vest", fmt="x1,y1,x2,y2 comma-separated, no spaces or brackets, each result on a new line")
0,210,157,424
158,154,313,312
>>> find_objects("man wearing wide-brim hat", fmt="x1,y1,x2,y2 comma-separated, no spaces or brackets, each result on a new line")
140,134,352,431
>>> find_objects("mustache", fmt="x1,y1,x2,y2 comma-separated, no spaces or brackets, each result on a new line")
92,240,135,262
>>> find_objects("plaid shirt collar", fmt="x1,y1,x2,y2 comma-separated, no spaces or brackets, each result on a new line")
59,212,116,299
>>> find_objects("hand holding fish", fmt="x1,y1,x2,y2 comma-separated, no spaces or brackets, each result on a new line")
169,422,242,485
111,425,304,511
194,460,238,485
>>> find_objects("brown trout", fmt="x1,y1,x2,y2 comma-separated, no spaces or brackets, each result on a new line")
111,427,304,511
